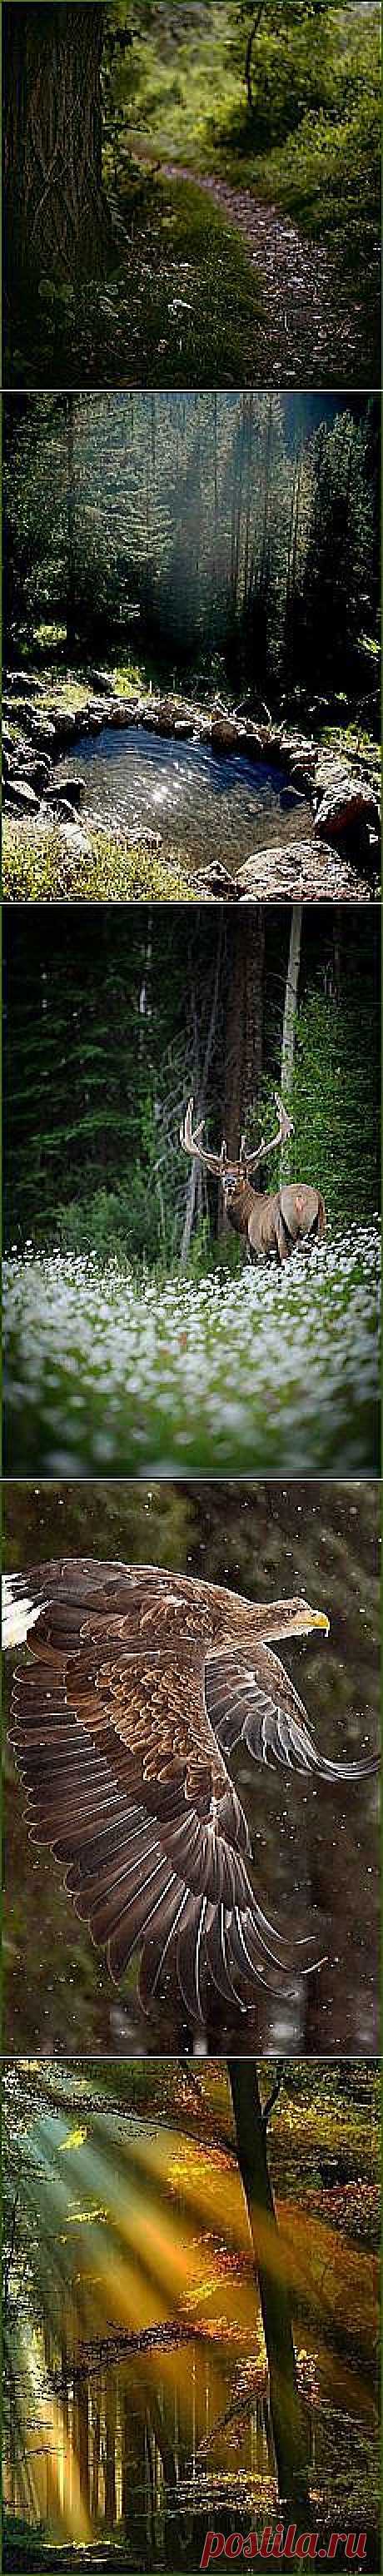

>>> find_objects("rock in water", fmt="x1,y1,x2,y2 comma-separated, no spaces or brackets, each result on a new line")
211,714,239,752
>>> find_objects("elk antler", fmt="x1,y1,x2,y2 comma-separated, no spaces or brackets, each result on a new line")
180,1092,294,1182
241,1091,294,1174
180,1098,232,1179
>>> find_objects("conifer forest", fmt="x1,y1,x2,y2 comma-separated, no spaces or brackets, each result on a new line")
1,5,381,2574
3,390,381,904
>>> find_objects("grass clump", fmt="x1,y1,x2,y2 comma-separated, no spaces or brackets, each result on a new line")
2,818,195,904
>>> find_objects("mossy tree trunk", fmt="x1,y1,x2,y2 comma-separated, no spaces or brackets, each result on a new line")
3,4,109,287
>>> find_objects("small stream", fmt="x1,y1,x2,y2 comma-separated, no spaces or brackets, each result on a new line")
57,724,311,868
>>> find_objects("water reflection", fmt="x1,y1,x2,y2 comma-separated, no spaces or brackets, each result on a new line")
57,726,310,867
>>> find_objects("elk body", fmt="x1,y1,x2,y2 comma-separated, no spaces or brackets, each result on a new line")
180,1093,326,1265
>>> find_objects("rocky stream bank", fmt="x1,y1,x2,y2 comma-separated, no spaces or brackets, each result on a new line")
2,668,381,903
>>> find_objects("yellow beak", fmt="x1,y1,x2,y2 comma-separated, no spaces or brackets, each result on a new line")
311,1611,330,1634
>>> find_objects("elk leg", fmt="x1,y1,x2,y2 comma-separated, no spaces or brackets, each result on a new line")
275,1211,291,1263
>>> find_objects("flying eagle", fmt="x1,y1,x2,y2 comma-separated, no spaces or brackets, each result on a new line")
3,1559,377,2027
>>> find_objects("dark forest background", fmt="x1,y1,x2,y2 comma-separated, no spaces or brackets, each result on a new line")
3,391,381,723
3,906,381,1266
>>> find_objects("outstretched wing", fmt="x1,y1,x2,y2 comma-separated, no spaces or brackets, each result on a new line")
206,1641,377,1779
7,1560,319,2025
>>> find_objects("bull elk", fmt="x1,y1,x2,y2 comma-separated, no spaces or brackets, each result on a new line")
180,1092,326,1264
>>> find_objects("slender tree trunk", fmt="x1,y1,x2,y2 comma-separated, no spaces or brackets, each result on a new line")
3,5,109,287
285,450,301,683
280,906,302,1181
91,2394,102,2521
181,922,224,1264
222,910,265,1166
104,2375,117,2528
232,401,246,616
74,2379,90,2517
245,7,266,111
227,2061,311,2518
242,395,254,614
121,2385,131,2529
66,394,77,658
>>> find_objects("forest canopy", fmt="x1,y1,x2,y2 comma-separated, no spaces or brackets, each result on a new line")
3,391,380,709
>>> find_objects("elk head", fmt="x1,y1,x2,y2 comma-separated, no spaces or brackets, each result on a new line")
180,1094,326,1265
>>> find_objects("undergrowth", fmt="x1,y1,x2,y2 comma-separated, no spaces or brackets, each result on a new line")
2,818,195,904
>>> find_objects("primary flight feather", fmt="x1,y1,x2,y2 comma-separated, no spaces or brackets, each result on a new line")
3,1558,377,2026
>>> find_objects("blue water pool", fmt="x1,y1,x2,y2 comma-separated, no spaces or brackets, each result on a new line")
57,723,309,868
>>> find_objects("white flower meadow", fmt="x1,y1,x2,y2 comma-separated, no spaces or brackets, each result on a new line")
3,1224,380,1477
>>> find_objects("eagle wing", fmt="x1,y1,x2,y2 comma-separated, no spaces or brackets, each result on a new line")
206,1640,377,1779
7,1559,320,2024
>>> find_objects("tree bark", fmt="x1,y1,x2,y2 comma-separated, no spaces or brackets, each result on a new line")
222,910,265,1163
227,2060,311,2518
280,905,302,1181
3,5,109,286
181,922,224,1264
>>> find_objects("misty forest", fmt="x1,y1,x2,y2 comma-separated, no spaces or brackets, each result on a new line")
2,2058,380,2573
2,390,381,906
3,3,381,390
2,903,381,1480
3,1479,379,2060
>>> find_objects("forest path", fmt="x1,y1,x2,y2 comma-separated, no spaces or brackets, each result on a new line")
159,159,358,383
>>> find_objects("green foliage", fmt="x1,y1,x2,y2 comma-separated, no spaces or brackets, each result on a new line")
4,910,380,1259
5,175,266,391
2,818,195,905
291,991,381,1224
260,987,381,1228
106,0,381,366
5,4,380,389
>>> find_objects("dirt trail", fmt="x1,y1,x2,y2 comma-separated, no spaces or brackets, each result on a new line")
160,159,360,383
